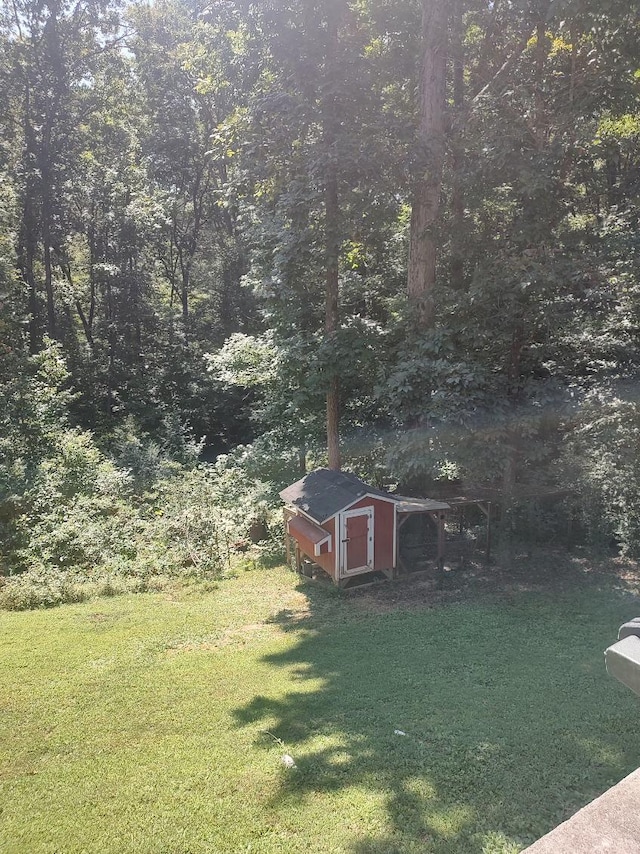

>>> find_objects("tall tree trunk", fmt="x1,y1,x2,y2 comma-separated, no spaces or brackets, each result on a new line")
324,3,341,471
19,78,41,354
87,217,97,345
41,1,64,341
325,184,341,472
500,320,524,565
41,120,56,340
407,0,448,327
22,221,39,354
534,13,548,152
42,200,56,340
129,253,144,375
500,2,550,564
21,191,40,354
181,264,190,347
450,0,465,289
106,279,115,418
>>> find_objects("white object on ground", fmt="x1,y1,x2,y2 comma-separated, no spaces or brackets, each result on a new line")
281,754,297,768
394,730,407,736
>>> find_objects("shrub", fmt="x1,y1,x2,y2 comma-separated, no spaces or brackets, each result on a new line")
0,569,89,610
0,568,172,611
135,469,235,578
566,392,640,555
1,398,293,607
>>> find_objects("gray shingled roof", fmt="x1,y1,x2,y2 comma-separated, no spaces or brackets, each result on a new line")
279,468,395,523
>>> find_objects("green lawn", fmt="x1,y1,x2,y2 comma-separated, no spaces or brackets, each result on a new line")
2,563,640,854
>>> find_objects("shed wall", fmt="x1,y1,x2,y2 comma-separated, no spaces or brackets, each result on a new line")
350,496,395,571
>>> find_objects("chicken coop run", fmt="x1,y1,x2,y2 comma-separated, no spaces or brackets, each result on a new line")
280,468,451,587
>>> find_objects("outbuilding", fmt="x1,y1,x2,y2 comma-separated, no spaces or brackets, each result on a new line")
280,468,451,586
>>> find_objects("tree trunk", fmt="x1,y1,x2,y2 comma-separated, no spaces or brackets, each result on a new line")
501,6,549,567
500,2,550,565
41,116,56,339
21,191,40,354
450,0,465,289
181,264,189,347
129,253,144,375
325,160,340,471
500,321,524,566
534,14,548,151
19,79,41,354
324,3,341,471
407,0,448,327
41,2,64,342
42,204,56,339
106,271,115,419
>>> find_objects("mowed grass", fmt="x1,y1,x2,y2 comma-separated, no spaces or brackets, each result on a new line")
2,564,640,854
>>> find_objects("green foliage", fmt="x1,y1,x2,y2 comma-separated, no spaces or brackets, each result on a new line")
567,392,640,555
212,437,302,521
0,569,155,612
2,452,248,608
207,332,278,390
0,345,273,603
0,341,76,567
6,425,250,586
135,468,235,578
1,0,640,571
106,415,199,490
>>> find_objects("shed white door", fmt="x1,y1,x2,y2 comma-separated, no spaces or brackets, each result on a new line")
340,507,374,576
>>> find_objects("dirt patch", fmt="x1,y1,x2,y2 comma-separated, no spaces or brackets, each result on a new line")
344,547,640,615
86,612,123,624
164,621,281,655
88,612,110,622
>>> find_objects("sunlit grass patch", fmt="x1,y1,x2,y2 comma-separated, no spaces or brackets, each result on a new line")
1,564,640,853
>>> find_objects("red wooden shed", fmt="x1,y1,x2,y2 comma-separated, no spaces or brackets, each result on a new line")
281,468,452,586
280,468,399,585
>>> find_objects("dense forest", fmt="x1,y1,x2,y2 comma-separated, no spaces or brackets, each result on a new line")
1,0,640,605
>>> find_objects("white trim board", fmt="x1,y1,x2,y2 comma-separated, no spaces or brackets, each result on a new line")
392,501,397,568
322,492,396,524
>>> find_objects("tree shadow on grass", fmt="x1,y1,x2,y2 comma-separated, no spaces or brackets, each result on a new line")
234,573,640,853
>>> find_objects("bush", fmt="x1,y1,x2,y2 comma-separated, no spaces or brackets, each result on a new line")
1,385,294,608
134,469,235,578
0,568,170,611
0,570,90,610
566,392,640,555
